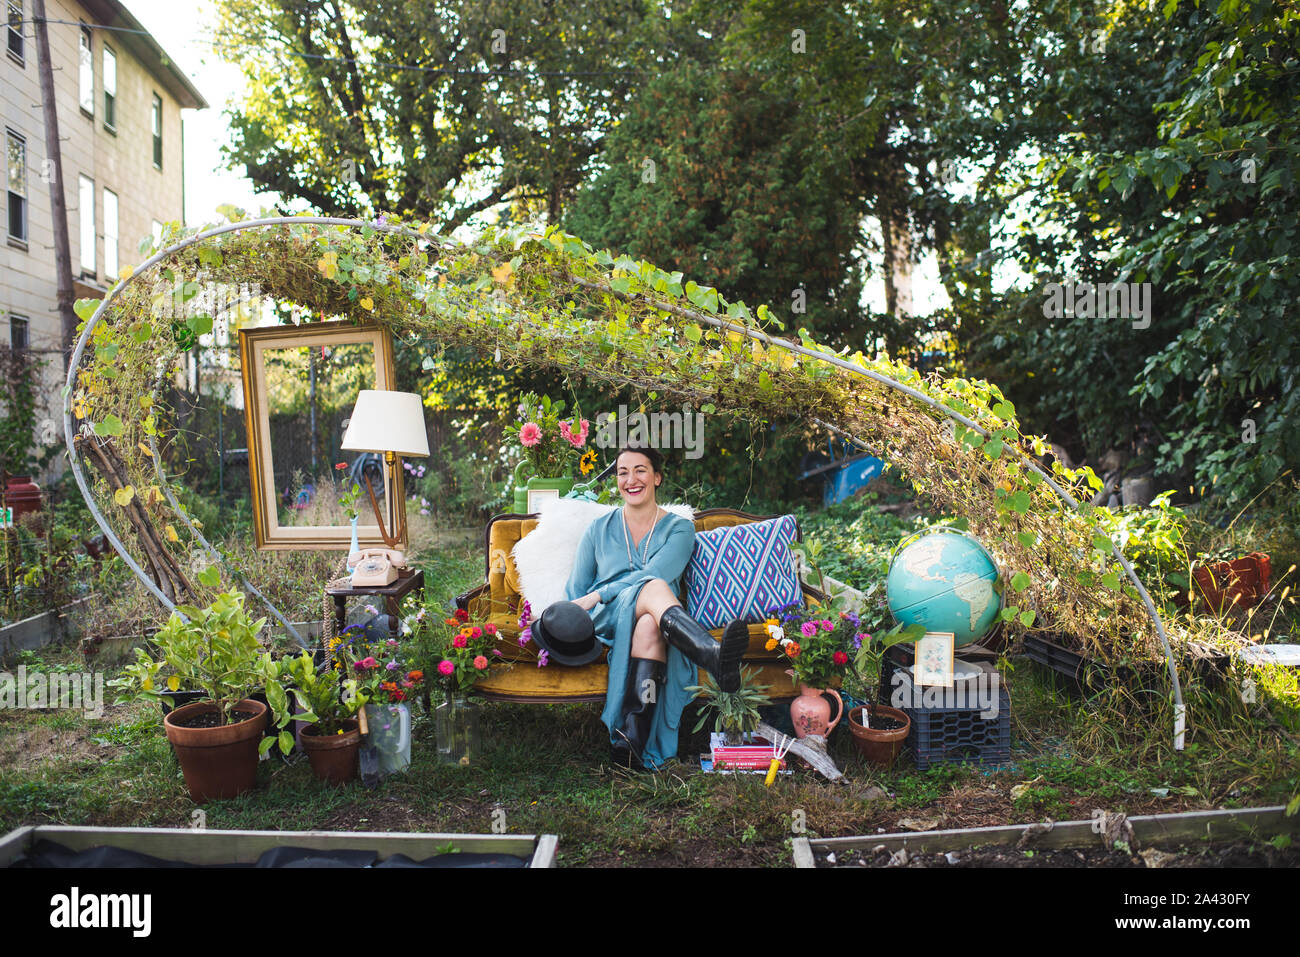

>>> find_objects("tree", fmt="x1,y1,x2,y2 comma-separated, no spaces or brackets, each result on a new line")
564,59,865,345
215,0,656,230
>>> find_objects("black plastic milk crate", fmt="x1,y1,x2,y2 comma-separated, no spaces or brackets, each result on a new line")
904,684,1011,771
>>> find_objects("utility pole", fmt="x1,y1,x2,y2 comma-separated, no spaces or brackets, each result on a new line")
32,0,79,373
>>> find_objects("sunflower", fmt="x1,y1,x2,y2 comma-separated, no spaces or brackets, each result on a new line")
579,448,598,476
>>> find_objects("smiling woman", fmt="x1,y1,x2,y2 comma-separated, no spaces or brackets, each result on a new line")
562,443,749,769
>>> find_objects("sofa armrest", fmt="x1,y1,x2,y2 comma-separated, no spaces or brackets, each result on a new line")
455,582,489,613
801,581,829,606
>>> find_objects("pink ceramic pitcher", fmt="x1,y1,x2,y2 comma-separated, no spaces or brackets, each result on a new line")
790,682,843,739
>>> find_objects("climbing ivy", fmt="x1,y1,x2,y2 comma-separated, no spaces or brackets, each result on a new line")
69,214,1188,670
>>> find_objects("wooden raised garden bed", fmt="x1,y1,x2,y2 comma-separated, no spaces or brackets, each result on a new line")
0,825,558,868
792,805,1298,867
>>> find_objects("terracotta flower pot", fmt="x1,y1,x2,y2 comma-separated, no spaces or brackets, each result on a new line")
300,719,361,785
848,704,911,769
1192,552,1271,615
163,699,268,803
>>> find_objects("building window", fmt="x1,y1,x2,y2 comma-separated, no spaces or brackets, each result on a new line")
9,315,28,351
103,188,118,279
6,0,22,64
79,27,94,115
79,174,95,275
6,129,25,243
151,94,162,168
103,45,116,131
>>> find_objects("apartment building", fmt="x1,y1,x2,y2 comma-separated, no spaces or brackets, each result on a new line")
2,0,206,462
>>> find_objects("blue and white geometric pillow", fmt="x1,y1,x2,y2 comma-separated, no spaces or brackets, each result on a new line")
685,515,804,629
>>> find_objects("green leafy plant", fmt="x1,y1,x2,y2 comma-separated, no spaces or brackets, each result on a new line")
114,566,296,755
687,666,771,744
284,650,365,736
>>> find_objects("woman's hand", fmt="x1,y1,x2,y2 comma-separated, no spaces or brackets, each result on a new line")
574,591,601,611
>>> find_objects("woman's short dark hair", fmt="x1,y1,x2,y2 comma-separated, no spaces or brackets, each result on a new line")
616,443,664,476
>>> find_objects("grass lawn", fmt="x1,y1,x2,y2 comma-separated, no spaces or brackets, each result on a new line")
2,503,1296,867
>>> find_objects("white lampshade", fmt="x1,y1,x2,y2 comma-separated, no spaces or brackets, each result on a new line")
340,390,430,457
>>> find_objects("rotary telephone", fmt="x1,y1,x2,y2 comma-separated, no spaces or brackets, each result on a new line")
348,548,406,587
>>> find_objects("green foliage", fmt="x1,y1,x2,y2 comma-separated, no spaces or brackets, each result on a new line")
113,586,295,753
0,346,40,478
283,651,364,736
215,0,662,230
564,59,864,347
687,667,772,739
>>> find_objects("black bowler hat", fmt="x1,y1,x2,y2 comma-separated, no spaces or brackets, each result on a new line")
531,601,604,667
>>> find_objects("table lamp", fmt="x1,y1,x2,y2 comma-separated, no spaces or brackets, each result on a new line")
340,390,430,549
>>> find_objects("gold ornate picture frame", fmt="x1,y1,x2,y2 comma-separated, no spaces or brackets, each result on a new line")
239,321,407,550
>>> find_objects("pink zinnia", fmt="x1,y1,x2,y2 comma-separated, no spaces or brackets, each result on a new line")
437,660,454,676
800,622,818,638
453,635,468,649
821,620,834,632
520,422,542,447
473,655,488,670
484,622,498,635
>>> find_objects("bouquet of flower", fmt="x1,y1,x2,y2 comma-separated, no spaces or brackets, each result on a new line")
764,602,858,690
507,392,588,479
334,624,424,705
421,607,502,693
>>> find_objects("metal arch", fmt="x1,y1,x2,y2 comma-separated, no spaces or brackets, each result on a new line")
62,216,450,629
63,216,1185,748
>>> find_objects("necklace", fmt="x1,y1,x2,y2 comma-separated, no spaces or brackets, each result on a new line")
622,507,660,568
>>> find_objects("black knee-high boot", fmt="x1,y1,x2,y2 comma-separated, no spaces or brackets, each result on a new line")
611,657,665,769
658,606,748,693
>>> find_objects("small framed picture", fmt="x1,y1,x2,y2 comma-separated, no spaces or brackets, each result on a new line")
914,632,956,687
526,487,561,514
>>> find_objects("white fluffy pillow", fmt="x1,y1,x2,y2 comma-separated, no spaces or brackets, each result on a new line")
512,498,695,613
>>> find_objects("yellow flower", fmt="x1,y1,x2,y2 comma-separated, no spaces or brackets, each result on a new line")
579,449,597,476
765,618,779,628
764,637,779,651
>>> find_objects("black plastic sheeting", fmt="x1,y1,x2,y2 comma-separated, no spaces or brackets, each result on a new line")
13,839,528,869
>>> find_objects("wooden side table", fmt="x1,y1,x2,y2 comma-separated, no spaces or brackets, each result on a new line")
326,569,426,644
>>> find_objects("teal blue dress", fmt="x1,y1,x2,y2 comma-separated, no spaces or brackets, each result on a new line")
564,509,697,769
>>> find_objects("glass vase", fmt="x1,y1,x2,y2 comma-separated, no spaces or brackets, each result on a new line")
435,693,481,766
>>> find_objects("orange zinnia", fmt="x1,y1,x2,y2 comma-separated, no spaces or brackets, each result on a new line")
787,642,801,657
764,637,779,651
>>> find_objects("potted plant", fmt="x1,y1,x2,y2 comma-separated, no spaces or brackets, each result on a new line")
847,622,925,768
506,392,588,512
764,605,856,738
335,622,425,774
416,607,499,765
687,666,776,770
284,651,366,785
115,567,297,802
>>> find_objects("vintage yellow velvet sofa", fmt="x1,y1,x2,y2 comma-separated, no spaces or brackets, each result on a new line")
455,508,826,703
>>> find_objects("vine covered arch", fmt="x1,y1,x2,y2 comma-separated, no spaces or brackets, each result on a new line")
65,216,1189,745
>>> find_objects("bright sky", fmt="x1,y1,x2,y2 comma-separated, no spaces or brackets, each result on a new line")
124,0,953,317
125,0,277,225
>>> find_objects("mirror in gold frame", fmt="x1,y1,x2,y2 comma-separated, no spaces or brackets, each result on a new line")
239,321,406,550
